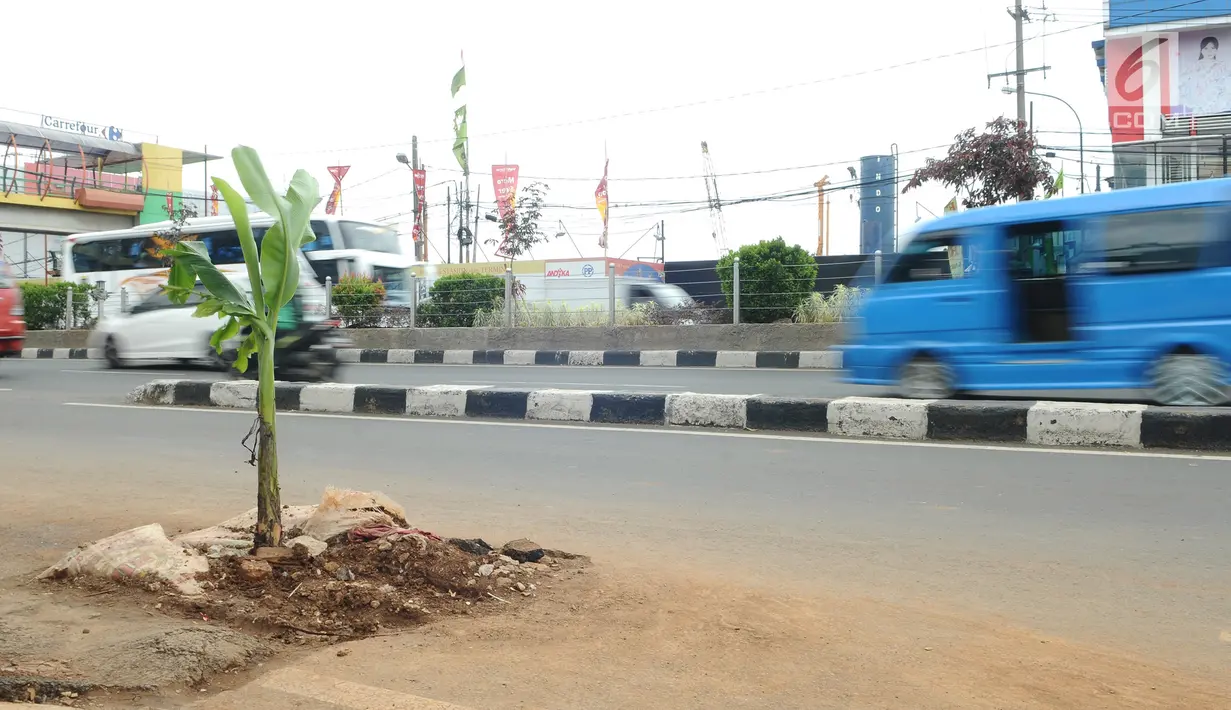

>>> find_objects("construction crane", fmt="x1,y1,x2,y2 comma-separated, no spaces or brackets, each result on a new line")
700,141,729,256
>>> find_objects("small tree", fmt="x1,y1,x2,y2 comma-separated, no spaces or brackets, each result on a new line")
716,238,818,324
148,201,200,266
163,146,320,549
488,182,552,260
903,117,1055,208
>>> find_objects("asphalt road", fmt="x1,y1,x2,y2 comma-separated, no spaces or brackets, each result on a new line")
2,389,1229,676
0,358,1153,404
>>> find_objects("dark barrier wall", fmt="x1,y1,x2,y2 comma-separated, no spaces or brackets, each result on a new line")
666,254,888,305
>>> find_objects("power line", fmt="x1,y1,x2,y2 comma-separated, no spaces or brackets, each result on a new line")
271,15,1135,158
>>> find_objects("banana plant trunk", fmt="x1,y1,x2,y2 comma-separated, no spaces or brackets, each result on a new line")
253,343,282,548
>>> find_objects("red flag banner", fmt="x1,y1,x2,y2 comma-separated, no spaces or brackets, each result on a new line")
595,160,609,250
209,185,220,216
325,165,350,215
492,165,519,225
412,169,427,243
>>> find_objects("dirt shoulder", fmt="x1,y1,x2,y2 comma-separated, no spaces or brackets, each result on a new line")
188,562,1227,710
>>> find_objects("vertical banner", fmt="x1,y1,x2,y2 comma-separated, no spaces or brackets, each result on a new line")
412,168,427,250
326,165,350,215
209,185,220,216
491,165,519,224
943,197,961,277
492,165,519,258
595,159,609,250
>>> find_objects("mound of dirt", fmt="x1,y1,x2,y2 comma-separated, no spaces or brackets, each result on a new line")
57,534,585,641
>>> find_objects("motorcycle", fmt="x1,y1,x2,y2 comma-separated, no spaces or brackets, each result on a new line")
225,320,352,383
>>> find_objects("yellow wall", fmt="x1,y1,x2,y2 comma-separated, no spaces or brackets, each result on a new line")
139,143,183,193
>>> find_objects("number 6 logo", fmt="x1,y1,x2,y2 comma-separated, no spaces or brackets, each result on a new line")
1115,37,1167,102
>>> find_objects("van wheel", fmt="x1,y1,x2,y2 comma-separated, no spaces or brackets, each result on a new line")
1149,353,1228,406
103,336,123,370
898,355,955,400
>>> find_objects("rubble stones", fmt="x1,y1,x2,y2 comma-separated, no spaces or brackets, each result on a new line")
502,538,545,563
236,559,273,584
448,538,494,555
287,536,328,558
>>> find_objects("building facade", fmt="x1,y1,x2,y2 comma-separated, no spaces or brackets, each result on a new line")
1096,1,1231,188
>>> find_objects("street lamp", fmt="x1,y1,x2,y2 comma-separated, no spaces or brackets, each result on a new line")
1002,85,1084,194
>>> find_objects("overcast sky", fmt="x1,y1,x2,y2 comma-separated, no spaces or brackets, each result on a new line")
4,0,1110,262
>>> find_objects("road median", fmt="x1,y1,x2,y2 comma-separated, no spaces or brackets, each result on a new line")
26,347,844,369
126,380,1231,452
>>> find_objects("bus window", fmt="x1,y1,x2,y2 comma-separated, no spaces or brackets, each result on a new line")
885,233,960,284
1098,207,1210,275
309,257,343,284
339,222,400,254
302,221,335,252
72,237,147,272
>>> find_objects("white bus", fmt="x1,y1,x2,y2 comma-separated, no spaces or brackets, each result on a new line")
63,215,418,315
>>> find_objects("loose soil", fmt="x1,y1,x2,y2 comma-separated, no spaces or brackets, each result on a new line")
57,535,586,641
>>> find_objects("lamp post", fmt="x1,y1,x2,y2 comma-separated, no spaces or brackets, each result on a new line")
1002,85,1084,194
395,152,422,260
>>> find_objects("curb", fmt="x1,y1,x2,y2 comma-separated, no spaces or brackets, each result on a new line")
126,380,1231,452
23,348,844,370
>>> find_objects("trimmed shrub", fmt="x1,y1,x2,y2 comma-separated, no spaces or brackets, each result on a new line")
20,281,104,330
793,284,866,323
717,238,818,323
331,275,386,328
419,273,505,328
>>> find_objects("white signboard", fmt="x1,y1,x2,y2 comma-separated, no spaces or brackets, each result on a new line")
544,260,605,279
40,115,124,142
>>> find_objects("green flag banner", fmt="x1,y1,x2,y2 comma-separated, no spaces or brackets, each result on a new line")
451,65,467,98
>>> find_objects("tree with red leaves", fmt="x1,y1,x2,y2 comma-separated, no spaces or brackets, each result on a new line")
903,117,1056,209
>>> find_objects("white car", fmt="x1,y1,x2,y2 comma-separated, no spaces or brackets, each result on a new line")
90,274,328,369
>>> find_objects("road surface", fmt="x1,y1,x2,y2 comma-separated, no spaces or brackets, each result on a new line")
0,358,1153,403
2,384,1228,681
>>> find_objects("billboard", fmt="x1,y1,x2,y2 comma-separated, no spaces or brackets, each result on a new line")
1109,0,1231,29
1106,27,1231,142
1176,28,1231,115
1105,32,1177,143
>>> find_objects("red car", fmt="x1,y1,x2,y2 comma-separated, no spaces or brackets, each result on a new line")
0,259,23,358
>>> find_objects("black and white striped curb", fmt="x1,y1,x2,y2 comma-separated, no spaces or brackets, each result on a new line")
126,380,1231,452
24,347,844,369
20,348,98,360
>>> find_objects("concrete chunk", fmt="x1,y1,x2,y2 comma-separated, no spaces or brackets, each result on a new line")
527,389,594,421
1027,401,1146,448
828,396,930,440
210,380,258,409
300,383,357,413
665,393,749,428
407,385,470,417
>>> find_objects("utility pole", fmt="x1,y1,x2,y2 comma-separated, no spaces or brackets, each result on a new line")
446,185,452,263
987,1,1049,131
411,136,421,261
1013,0,1026,126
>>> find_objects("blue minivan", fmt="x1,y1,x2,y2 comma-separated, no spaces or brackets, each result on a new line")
838,179,1231,406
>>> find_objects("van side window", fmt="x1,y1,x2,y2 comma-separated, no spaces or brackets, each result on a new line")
885,232,961,284
1099,208,1210,275
1006,221,1085,278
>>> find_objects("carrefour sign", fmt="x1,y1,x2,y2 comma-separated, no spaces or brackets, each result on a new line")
40,115,124,142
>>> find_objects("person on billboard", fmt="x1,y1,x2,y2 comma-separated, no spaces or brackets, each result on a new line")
1181,36,1227,115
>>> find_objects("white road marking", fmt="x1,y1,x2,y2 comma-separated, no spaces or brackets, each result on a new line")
58,369,200,377
0,388,12,392
258,667,474,709
60,402,1231,462
450,379,686,390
